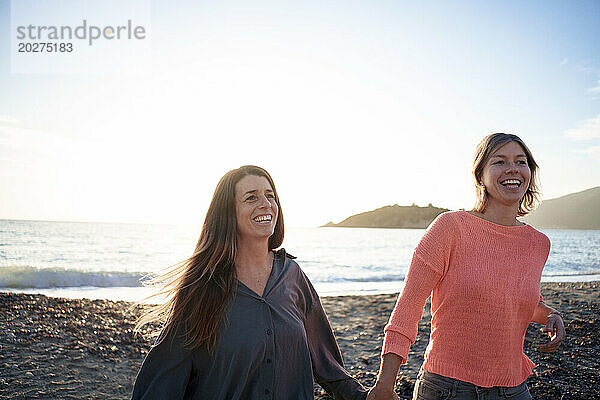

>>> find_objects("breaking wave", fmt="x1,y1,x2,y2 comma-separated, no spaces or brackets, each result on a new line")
0,266,148,289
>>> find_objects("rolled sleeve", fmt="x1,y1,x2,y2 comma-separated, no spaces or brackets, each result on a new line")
382,330,413,362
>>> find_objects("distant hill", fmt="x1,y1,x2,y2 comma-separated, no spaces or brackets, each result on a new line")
523,187,600,230
322,204,449,229
322,187,600,230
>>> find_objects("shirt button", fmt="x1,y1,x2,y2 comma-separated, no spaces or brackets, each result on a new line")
266,358,272,364
266,329,272,335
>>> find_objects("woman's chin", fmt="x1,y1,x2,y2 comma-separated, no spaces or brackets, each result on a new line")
239,229,275,241
488,191,526,207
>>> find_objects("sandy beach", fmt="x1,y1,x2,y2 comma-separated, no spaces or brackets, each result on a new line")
1,281,598,400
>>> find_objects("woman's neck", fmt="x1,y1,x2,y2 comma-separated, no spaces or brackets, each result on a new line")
235,237,271,272
480,201,522,226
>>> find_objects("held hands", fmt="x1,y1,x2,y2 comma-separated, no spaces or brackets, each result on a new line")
366,384,400,400
367,353,402,400
539,312,565,352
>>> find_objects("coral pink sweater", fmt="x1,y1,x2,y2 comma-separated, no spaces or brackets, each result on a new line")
383,211,551,387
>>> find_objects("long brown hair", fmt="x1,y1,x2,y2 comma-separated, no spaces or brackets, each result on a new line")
135,165,285,351
472,133,541,216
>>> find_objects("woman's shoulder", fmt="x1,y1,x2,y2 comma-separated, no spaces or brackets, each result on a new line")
275,247,297,261
425,210,463,235
274,249,320,309
275,248,299,269
433,210,463,224
274,248,305,279
413,211,463,254
522,224,551,248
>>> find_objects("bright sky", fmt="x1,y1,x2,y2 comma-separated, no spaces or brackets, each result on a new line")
1,0,599,227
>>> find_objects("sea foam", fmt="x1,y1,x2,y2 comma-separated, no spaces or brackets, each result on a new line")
0,266,147,289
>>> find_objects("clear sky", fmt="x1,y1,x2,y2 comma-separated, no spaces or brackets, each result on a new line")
1,0,599,227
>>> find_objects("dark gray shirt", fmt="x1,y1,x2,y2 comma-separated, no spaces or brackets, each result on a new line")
132,250,368,400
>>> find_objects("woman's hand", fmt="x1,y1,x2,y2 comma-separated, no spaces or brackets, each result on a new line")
367,353,402,400
539,312,565,352
366,384,400,400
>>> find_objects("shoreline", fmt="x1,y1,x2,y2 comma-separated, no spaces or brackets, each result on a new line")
4,272,600,303
1,282,598,399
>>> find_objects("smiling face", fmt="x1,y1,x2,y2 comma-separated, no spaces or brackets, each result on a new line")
234,175,279,242
480,141,532,209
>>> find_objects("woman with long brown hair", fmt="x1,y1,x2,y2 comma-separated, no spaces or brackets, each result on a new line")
368,134,566,400
132,165,367,400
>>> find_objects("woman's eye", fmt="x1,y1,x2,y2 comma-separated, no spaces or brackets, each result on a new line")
266,193,275,199
245,195,257,202
518,160,528,165
493,160,503,165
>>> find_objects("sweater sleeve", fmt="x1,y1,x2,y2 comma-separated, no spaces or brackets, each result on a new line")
382,212,458,362
303,276,368,400
131,328,193,400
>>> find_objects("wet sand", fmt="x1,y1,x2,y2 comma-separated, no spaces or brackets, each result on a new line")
1,282,598,400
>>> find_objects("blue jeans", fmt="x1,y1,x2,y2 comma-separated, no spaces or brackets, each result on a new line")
412,368,533,400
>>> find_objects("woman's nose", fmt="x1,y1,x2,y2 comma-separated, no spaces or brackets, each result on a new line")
258,195,271,208
506,162,519,173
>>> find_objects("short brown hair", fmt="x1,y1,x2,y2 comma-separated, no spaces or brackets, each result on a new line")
472,133,541,216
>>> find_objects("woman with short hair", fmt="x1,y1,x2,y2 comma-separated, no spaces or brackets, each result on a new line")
368,133,565,400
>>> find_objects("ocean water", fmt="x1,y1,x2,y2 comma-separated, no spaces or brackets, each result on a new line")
1,219,599,302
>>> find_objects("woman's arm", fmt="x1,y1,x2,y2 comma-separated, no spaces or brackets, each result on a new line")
131,328,193,400
304,282,368,400
530,300,565,353
366,354,402,400
369,213,455,398
367,256,441,399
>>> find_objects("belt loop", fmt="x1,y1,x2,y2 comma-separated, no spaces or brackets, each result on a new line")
451,379,458,397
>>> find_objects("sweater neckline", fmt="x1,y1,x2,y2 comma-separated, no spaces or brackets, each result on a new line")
459,210,530,230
